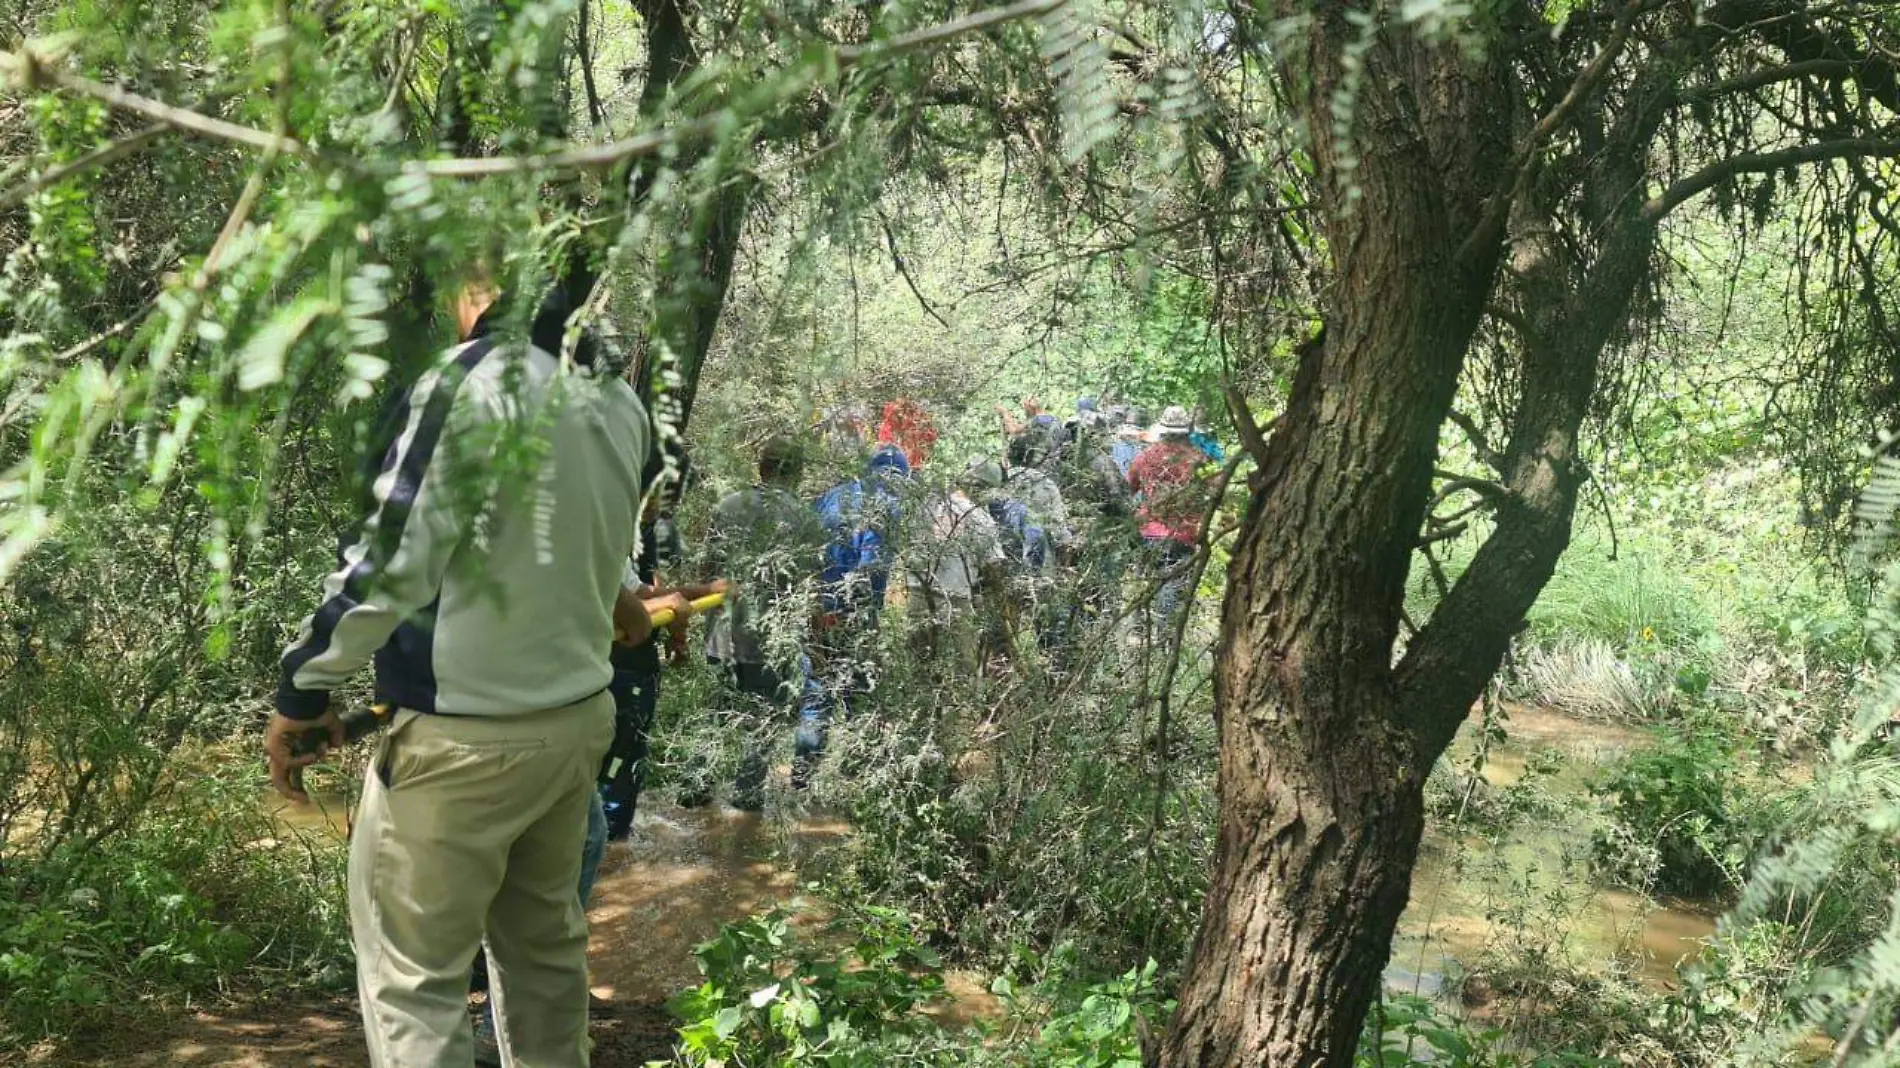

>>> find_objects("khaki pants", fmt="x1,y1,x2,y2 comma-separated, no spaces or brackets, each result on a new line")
349,692,614,1068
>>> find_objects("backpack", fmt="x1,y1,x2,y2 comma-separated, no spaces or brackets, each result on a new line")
986,498,1048,571
815,479,896,613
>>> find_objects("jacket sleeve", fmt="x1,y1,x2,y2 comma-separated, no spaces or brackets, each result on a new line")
275,349,491,719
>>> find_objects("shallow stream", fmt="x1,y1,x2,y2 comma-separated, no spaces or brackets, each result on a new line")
1390,704,1721,998
264,703,1722,1011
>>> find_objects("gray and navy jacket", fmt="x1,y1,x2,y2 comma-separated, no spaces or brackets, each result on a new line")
276,308,650,720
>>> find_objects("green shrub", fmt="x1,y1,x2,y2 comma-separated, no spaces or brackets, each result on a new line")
1589,720,1765,898
663,911,1181,1068
988,958,1172,1068
812,604,1217,981
1357,993,1612,1068
665,907,953,1067
1648,921,1817,1066
0,756,351,1041
1530,551,1714,655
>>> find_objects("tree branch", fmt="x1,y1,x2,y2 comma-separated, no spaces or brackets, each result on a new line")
1224,382,1274,468
835,0,1064,65
1643,138,1900,221
1458,0,1644,266
1429,473,1508,510
576,0,607,130
6,60,304,155
53,305,150,363
0,123,168,208
1704,0,1900,115
1416,521,1471,549
1689,57,1855,98
1447,409,1506,472
875,207,951,330
8,0,1064,182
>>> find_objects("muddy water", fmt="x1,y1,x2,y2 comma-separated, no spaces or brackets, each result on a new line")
1390,704,1720,998
260,789,849,1001
263,787,355,840
260,791,1001,1022
264,703,1713,1010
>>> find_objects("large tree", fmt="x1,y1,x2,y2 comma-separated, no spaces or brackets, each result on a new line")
1136,2,1900,1064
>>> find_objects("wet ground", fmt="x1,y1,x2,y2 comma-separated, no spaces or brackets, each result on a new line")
585,805,847,1001
47,799,983,1067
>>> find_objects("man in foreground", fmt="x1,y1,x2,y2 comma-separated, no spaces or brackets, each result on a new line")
264,278,651,1067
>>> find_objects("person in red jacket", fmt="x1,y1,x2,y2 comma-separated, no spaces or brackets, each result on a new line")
876,398,938,468
1125,405,1206,632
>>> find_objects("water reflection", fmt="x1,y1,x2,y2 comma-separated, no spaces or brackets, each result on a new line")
1391,704,1721,997
258,704,1727,1011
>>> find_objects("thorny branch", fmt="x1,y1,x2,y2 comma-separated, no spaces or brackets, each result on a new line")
875,208,953,331
1643,138,1900,222
1459,0,1645,267
0,123,167,208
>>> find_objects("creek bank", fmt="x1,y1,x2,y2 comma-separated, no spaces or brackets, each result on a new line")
1391,703,1728,999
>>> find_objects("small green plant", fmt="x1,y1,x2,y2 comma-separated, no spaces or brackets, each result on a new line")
665,907,951,1067
0,762,351,1041
1645,921,1813,1066
991,959,1172,1068
1357,993,1612,1068
1589,719,1763,898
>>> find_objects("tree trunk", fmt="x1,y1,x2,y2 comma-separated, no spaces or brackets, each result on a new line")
1157,4,1678,1053
1160,10,1514,1067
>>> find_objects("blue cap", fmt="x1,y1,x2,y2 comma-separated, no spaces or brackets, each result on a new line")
1076,396,1098,413
867,444,911,478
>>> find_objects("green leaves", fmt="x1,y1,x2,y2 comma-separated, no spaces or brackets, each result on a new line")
1357,992,1612,1068
234,293,331,392
668,908,951,1066
1038,1,1118,165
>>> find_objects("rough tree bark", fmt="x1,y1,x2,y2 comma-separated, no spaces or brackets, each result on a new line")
1158,14,1514,1064
614,0,758,432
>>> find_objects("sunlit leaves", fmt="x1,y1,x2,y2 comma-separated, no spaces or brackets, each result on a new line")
234,294,331,392
147,396,206,487
1039,0,1119,165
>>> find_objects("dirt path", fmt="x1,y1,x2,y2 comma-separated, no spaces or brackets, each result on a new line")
35,806,848,1068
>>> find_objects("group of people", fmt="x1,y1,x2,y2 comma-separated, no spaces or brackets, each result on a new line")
260,274,1224,1067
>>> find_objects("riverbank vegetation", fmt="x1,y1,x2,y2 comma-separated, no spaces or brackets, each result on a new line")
7,1,1900,1065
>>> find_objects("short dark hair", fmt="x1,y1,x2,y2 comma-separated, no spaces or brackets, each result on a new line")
758,435,805,484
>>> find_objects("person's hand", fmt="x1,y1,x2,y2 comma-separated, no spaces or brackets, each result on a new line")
1020,396,1042,416
707,578,732,598
266,706,345,804
648,591,693,623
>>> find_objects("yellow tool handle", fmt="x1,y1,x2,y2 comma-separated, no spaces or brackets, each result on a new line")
649,591,727,629
614,590,726,642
